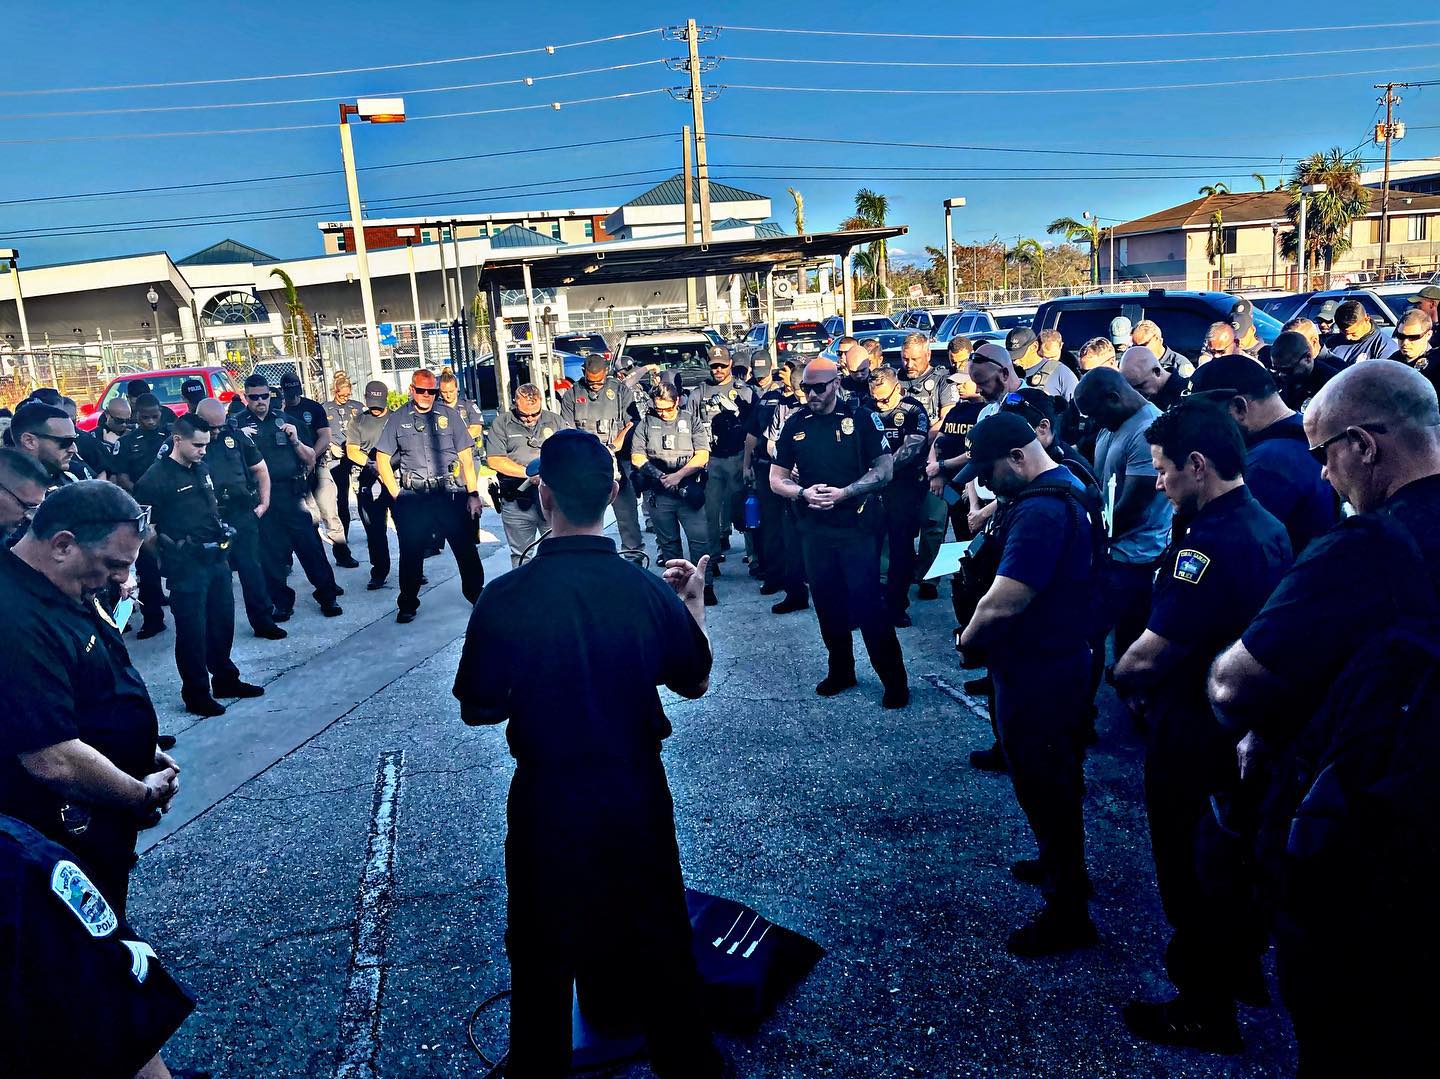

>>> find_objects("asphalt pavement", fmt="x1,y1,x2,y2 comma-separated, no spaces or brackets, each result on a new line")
124,509,1299,1078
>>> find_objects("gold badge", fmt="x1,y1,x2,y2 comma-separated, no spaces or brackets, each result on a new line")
841,417,855,435
438,415,449,430
224,436,235,449
606,388,616,400
793,431,806,442
542,427,553,438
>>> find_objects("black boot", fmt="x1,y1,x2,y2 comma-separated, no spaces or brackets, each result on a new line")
1005,903,1097,957
815,671,857,697
1121,997,1243,1055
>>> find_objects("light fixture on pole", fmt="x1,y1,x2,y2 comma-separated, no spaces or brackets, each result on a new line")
0,248,36,381
339,96,406,387
943,197,965,307
146,286,161,360
1298,183,1327,292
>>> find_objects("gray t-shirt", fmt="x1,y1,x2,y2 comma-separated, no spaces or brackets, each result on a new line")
1093,401,1172,564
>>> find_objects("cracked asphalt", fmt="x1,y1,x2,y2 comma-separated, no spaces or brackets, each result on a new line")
123,510,1299,1077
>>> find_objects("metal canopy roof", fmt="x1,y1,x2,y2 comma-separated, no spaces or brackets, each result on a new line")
477,226,907,291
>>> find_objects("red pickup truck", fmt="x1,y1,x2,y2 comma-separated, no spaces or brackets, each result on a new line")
76,367,238,432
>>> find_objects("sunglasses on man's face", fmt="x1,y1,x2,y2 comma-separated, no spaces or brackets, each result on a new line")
413,386,438,397
800,379,837,396
517,408,542,421
1396,330,1429,343
247,392,270,401
36,433,77,449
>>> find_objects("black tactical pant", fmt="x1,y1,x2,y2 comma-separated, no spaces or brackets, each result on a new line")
258,488,338,613
703,454,744,563
136,545,166,630
757,478,806,600
167,557,239,703
879,482,925,617
505,764,723,1079
331,458,352,534
222,508,278,633
613,461,643,560
799,524,905,688
993,652,1092,910
646,490,712,583
392,489,484,615
1143,706,1264,1009
356,479,392,584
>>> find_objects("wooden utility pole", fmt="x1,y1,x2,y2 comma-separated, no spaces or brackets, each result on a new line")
683,124,698,324
1375,81,1407,280
685,19,712,242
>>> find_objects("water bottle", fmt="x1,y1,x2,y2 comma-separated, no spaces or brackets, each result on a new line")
743,490,761,530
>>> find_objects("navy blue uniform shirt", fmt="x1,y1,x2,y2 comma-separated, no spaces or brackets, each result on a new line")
234,408,308,483
1244,412,1338,555
773,397,889,530
874,394,930,486
377,401,475,482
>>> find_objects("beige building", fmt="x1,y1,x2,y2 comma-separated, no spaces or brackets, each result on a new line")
317,207,615,254
1103,189,1440,291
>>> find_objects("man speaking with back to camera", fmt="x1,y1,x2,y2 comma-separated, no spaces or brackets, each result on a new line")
452,428,724,1078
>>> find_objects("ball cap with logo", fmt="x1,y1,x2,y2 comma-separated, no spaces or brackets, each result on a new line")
524,428,615,499
1005,326,1038,359
1110,316,1134,346
180,377,206,403
955,412,1040,485
364,381,389,408
1229,297,1256,336
749,349,774,378
279,371,303,392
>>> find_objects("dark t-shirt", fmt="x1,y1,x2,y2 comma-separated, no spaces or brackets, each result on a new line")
282,395,329,450
874,395,930,485
774,399,889,530
452,535,711,769
935,398,986,462
1245,413,1338,555
1152,371,1191,412
1242,473,1440,742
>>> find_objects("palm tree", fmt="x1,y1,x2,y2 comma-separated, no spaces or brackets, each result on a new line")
1252,173,1270,192
1198,184,1231,287
852,188,891,299
1012,237,1045,291
787,188,808,293
1198,182,1231,197
1278,148,1370,286
268,267,315,361
1047,216,1100,285
851,248,878,300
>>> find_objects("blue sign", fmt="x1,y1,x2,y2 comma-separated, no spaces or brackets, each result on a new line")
377,322,397,346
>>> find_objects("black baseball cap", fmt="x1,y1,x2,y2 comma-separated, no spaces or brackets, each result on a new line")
1188,354,1275,397
582,353,608,376
524,428,614,496
181,377,206,401
1005,326,1038,358
956,412,1039,485
750,350,774,377
279,371,302,389
364,380,388,408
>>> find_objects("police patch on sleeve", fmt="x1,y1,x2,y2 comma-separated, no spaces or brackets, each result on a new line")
871,412,885,431
1173,548,1211,584
51,860,118,938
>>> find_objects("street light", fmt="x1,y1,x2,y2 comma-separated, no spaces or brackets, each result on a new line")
339,96,406,387
0,248,36,381
943,197,966,307
146,286,161,361
1298,182,1327,292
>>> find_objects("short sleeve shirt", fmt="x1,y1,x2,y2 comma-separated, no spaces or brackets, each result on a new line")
774,399,889,529
134,456,224,549
324,399,362,450
874,396,929,484
903,364,950,422
688,378,757,458
201,426,262,501
376,401,475,480
483,408,562,473
1244,414,1338,555
561,378,636,443
233,408,307,482
1093,401,1173,564
345,409,390,457
1021,358,1079,401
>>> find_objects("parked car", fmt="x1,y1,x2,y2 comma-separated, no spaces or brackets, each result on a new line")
76,366,239,432
472,348,585,410
733,320,832,365
820,330,909,369
552,332,611,361
1291,288,1405,334
1250,292,1313,323
895,307,961,335
615,329,714,391
822,314,898,337
1032,290,1283,360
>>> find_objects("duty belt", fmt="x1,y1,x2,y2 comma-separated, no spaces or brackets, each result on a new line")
401,472,459,494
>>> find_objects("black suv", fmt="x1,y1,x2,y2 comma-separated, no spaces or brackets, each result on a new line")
1032,290,1283,360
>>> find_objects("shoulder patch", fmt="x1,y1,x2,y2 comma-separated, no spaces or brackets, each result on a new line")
437,415,448,430
51,861,118,938
871,412,885,432
1173,548,1211,584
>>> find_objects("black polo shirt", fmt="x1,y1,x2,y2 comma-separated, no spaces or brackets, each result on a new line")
114,427,167,486
773,397,889,530
874,394,929,487
0,548,158,862
452,534,711,770
134,456,224,556
934,398,985,462
234,408,307,483
1242,473,1440,744
1152,371,1191,412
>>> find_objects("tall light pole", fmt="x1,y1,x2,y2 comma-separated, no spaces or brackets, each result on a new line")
943,197,965,307
146,286,161,361
0,248,35,382
1298,183,1327,292
396,227,424,377
339,96,406,387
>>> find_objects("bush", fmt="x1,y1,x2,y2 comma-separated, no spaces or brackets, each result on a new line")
386,390,408,410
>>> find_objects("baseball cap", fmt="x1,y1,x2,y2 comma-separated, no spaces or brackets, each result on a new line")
523,428,614,500
707,345,732,367
1409,285,1440,304
1188,354,1275,397
279,371,302,390
969,341,1013,371
181,377,206,401
582,353,608,376
1110,316,1133,345
956,412,1039,485
1316,299,1339,323
1005,326,1037,358
1229,297,1255,336
999,387,1057,428
750,349,774,377
364,380,389,408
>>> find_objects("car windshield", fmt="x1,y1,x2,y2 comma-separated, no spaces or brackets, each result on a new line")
621,341,710,367
851,317,896,333
993,313,1034,331
554,333,607,354
777,322,828,341
103,373,205,406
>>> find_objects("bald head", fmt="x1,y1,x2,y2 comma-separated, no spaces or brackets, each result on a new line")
104,397,131,420
804,357,839,380
1310,360,1440,440
196,399,227,426
1120,346,1167,399
1076,366,1148,430
841,344,870,376
1205,322,1238,358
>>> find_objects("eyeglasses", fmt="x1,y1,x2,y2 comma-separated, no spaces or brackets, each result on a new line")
413,386,438,396
246,392,270,401
1308,423,1388,463
517,408,542,421
34,433,77,449
799,379,837,396
1396,330,1429,343
1204,344,1232,356
0,479,42,518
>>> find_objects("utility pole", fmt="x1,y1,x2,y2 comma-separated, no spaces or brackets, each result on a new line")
685,20,713,242
683,124,698,324
1375,81,1409,281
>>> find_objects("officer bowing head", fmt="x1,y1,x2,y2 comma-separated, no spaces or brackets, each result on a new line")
133,394,164,433
0,447,48,533
1305,359,1440,514
409,368,440,412
16,479,148,598
195,397,228,430
841,343,871,386
1146,400,1248,515
278,370,306,410
526,428,618,529
170,412,210,466
800,358,842,414
180,377,207,413
363,380,389,416
1074,366,1147,432
580,352,609,390
957,411,1052,497
902,332,933,379
513,382,545,426
652,378,684,418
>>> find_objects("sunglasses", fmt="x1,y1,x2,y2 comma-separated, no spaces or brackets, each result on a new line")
246,392,270,401
799,380,837,396
1308,422,1388,463
35,433,78,449
708,363,730,370
517,408,542,421
0,478,42,517
413,386,438,396
1396,331,1429,343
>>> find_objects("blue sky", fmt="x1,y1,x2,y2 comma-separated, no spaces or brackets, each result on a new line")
4,1,1440,267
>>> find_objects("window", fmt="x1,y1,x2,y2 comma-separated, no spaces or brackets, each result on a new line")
1222,227,1239,255
1409,215,1429,242
441,226,452,242
1050,305,1124,353
1140,307,1213,359
201,291,269,326
584,221,594,239
549,221,562,240
336,232,348,252
422,230,433,243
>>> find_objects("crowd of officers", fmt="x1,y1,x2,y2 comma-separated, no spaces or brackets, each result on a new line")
3,285,1438,1073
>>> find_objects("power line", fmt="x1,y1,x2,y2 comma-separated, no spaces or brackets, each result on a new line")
0,29,662,97
0,61,666,121
0,88,671,145
0,133,675,207
718,20,1440,41
721,63,1440,97
720,42,1440,69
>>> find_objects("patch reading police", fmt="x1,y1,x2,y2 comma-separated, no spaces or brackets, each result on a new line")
437,415,448,430
841,417,855,435
871,412,885,432
1173,548,1211,584
51,860,118,938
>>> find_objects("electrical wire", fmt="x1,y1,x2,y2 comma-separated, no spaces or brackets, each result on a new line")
0,61,667,121
0,88,671,145
720,42,1440,70
0,29,662,97
717,20,1440,41
720,62,1440,96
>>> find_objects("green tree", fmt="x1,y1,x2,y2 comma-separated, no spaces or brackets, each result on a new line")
1012,237,1046,290
268,267,315,360
1047,216,1100,285
1198,184,1232,286
851,188,891,299
787,188,808,294
1251,173,1270,192
1278,148,1371,284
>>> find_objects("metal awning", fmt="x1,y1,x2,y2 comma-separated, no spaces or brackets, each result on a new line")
477,226,907,290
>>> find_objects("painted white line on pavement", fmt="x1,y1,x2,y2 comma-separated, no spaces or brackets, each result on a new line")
924,672,991,722
335,749,405,1079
